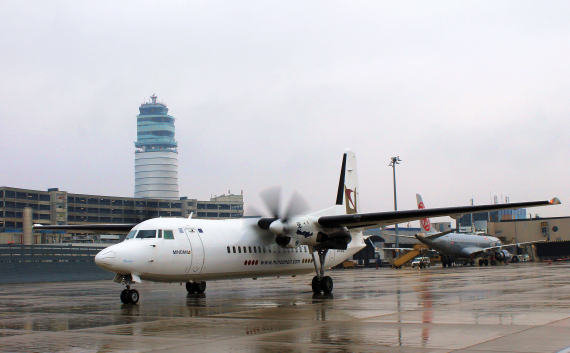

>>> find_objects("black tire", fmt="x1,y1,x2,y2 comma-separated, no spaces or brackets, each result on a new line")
321,276,333,294
186,282,196,294
120,289,129,304
195,281,206,294
478,259,483,266
484,259,489,266
442,259,447,268
128,289,139,304
311,276,321,293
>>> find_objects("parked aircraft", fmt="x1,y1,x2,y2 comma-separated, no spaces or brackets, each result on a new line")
397,194,548,267
35,150,560,304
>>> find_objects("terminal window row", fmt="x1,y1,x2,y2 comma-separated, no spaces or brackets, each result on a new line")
68,208,182,217
2,221,24,229
196,212,242,218
196,204,243,210
70,216,140,223
1,211,50,220
1,191,51,201
226,245,310,254
68,197,180,209
2,202,51,211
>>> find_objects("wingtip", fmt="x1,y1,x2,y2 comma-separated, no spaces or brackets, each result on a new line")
549,197,561,205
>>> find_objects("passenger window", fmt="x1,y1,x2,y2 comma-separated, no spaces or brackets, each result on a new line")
243,246,247,253
258,246,261,253
164,230,175,240
227,246,230,253
238,247,242,253
126,230,137,240
158,230,163,238
136,230,156,239
249,246,252,253
268,246,272,253
254,247,257,253
263,247,266,253
233,246,236,253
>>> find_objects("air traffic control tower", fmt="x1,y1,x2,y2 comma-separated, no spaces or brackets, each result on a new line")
134,94,179,200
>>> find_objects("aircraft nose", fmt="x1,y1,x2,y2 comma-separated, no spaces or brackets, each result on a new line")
95,249,115,270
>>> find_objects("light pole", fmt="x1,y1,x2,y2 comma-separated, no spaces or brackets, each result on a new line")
389,156,402,252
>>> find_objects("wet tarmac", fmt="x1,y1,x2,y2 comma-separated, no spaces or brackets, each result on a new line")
1,262,570,352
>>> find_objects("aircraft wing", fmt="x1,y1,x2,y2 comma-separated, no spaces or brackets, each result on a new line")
33,224,137,232
317,198,560,230
468,240,546,255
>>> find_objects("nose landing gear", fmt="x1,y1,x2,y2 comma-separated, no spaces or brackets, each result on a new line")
311,247,333,294
120,286,140,304
116,275,139,304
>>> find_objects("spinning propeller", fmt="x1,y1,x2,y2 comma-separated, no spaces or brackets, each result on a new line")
257,187,309,244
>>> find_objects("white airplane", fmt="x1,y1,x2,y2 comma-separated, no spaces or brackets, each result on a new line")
396,194,549,267
35,150,561,304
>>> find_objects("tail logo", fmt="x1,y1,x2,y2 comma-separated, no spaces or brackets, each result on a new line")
418,201,431,232
344,187,357,214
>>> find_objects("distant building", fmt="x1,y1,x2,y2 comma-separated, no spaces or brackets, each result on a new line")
0,187,244,244
457,208,527,230
134,94,179,200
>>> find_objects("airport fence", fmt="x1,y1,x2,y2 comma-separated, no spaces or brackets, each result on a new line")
0,244,114,284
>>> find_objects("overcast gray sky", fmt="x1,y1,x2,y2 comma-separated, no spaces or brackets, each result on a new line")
1,1,569,223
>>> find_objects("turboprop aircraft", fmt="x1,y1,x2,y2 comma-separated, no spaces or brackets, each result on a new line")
35,150,561,304
394,194,549,267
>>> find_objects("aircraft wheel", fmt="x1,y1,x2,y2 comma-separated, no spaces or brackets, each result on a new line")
320,276,333,294
478,259,483,266
311,276,321,293
195,281,207,294
484,259,489,266
127,289,139,304
186,282,196,294
120,289,130,304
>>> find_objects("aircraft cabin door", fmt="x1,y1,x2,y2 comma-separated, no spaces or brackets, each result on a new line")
185,228,205,275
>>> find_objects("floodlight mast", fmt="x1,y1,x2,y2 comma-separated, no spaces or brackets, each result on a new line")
388,156,402,251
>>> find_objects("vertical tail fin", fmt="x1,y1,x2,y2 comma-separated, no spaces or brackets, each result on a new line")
336,149,359,214
416,194,433,233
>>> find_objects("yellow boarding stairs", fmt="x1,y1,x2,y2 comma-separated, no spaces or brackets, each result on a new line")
391,244,430,269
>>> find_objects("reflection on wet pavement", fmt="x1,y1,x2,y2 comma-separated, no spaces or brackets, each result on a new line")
1,262,570,352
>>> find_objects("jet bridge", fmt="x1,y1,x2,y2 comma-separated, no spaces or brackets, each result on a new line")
391,244,430,269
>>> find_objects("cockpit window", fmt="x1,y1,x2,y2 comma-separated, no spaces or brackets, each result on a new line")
136,230,156,239
126,230,137,240
164,230,174,240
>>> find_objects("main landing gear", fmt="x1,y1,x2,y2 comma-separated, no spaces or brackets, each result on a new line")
478,258,489,266
186,281,207,294
311,247,333,294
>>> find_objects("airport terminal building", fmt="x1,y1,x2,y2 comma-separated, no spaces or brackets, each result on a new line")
0,186,244,244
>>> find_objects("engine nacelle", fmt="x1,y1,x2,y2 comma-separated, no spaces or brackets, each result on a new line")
495,250,511,262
